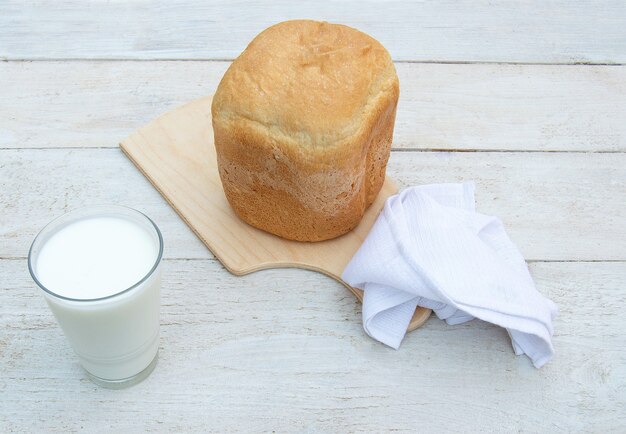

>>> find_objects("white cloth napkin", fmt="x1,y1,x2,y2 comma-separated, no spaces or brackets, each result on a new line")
342,182,558,368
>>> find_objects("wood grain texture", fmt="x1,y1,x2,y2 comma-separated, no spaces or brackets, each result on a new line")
120,95,431,331
1,258,624,432
2,61,625,152
2,148,625,262
2,2,626,431
2,1,626,63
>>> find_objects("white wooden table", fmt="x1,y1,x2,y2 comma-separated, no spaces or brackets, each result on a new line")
1,2,625,432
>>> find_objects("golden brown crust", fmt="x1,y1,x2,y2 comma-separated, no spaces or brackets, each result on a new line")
212,20,399,241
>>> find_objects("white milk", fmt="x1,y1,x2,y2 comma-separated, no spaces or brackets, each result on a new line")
37,217,158,300
29,207,162,385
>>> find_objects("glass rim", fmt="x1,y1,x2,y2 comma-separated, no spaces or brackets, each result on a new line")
28,204,164,303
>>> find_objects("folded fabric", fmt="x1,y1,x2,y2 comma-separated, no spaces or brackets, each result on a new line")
342,182,558,368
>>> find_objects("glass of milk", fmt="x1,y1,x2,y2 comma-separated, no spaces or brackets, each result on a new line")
28,205,163,388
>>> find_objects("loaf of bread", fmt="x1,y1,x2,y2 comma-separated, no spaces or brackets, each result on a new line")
212,20,399,241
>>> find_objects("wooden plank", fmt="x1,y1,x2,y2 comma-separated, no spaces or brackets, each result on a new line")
1,1,625,63
119,95,431,331
1,258,624,431
1,61,625,152
1,149,625,261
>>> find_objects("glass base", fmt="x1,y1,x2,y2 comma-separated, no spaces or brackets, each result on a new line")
85,351,158,389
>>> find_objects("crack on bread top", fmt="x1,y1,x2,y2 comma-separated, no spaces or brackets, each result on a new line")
212,20,399,151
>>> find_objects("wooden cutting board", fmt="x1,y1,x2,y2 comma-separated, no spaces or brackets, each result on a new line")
120,96,431,331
